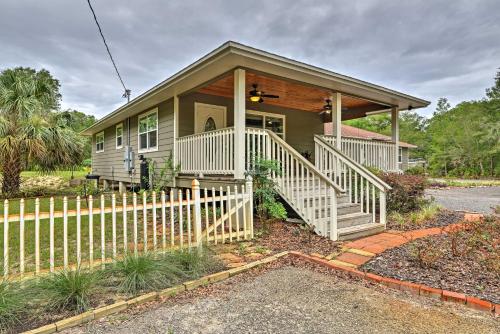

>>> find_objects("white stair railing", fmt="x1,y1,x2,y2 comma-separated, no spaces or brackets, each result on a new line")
314,135,391,227
246,128,343,240
177,127,234,175
320,135,398,172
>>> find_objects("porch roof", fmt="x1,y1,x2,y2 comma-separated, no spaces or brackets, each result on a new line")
82,41,430,135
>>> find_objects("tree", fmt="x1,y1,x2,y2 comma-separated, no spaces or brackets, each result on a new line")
485,69,500,100
434,97,451,115
0,67,85,194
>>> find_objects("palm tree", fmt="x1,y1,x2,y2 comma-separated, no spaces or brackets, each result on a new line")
0,67,84,194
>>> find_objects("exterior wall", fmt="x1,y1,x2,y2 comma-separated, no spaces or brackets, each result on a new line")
179,92,324,158
399,147,410,171
91,99,174,184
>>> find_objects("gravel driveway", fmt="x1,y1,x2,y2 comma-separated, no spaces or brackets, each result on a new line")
426,186,500,214
65,266,499,334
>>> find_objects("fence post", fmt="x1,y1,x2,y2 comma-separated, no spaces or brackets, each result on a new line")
380,190,387,227
192,179,203,250
3,200,8,278
245,176,254,239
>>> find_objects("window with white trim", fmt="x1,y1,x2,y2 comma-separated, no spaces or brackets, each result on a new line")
116,123,123,149
245,110,285,139
138,109,158,152
95,131,104,153
398,147,403,163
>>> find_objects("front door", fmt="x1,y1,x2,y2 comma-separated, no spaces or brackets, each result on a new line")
194,103,227,133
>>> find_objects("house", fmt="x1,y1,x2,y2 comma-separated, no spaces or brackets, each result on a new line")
324,123,418,171
83,41,429,241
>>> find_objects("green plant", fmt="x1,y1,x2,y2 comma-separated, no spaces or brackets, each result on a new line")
408,237,444,268
146,151,180,193
254,246,268,254
113,254,183,295
379,173,428,213
38,268,98,313
245,156,287,221
166,249,223,278
0,281,23,332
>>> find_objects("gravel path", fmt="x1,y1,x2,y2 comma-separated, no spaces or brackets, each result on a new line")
426,186,500,214
65,266,499,334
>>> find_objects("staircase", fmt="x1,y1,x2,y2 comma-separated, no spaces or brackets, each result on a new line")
245,129,390,241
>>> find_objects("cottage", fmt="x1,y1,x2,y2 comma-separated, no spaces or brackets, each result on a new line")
83,41,429,240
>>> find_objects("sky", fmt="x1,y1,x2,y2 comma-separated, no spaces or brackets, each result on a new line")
1,0,499,118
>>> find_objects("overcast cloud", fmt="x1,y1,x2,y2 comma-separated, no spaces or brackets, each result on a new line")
1,0,499,118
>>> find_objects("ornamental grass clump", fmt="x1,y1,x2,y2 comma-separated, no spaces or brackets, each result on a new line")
38,269,98,313
166,249,223,278
0,281,23,332
113,253,185,295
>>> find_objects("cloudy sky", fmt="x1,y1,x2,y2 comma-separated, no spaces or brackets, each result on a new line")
1,0,499,118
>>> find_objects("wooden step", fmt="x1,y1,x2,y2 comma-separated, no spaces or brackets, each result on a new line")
337,212,372,228
303,194,350,206
338,223,385,241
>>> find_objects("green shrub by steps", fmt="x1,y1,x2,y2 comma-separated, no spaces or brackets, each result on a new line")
112,253,185,295
379,173,428,213
0,281,24,332
37,269,98,313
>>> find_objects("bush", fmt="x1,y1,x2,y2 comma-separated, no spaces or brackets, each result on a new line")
166,249,223,278
379,173,428,213
112,253,184,295
405,166,426,175
38,269,98,313
0,281,23,332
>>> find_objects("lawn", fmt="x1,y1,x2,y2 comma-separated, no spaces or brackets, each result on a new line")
20,170,88,182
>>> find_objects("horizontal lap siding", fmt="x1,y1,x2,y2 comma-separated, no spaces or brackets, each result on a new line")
91,99,174,184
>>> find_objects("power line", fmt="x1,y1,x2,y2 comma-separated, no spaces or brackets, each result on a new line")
86,0,131,102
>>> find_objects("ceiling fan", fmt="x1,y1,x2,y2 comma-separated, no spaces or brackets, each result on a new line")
319,99,332,115
249,84,279,103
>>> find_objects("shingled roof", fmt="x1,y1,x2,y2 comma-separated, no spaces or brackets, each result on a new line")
324,123,417,148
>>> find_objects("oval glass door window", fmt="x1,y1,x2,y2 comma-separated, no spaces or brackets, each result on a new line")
204,117,217,132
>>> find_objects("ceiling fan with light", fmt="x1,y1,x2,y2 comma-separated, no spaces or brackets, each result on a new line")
249,84,279,103
319,99,332,115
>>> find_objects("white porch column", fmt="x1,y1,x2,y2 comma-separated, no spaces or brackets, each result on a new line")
234,68,246,179
331,92,342,150
391,106,399,171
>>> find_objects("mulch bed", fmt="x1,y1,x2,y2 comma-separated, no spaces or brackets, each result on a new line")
253,220,342,256
387,209,464,231
362,232,500,304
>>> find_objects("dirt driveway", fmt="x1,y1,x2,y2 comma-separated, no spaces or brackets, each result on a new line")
65,266,499,334
426,186,500,214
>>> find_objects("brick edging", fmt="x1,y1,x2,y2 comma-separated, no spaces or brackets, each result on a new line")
23,251,290,334
288,251,499,317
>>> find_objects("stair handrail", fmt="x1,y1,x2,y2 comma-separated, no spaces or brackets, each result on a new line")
263,129,345,194
314,135,391,192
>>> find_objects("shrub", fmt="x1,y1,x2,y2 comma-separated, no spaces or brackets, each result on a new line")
38,269,98,313
166,249,223,278
0,281,23,332
379,173,428,213
405,166,426,175
113,254,184,295
408,237,444,268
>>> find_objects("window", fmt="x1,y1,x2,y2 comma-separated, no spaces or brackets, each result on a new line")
245,111,285,139
116,124,123,149
398,147,403,163
95,131,104,153
204,117,216,132
138,109,158,152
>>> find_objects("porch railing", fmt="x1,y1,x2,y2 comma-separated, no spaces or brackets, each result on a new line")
177,128,235,175
319,135,398,172
314,135,390,227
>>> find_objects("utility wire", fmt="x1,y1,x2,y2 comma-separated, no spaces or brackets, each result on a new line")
86,0,131,102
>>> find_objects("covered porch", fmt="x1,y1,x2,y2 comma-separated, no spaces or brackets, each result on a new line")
174,68,402,178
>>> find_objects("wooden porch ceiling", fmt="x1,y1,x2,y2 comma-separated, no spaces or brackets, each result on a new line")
197,72,390,120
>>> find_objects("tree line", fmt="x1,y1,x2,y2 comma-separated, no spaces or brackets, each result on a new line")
346,70,500,178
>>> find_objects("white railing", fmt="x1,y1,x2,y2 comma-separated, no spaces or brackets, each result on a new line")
1,179,253,280
314,135,390,226
177,128,235,175
320,136,398,172
246,128,343,240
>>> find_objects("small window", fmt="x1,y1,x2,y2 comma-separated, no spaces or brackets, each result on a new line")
204,117,217,132
138,109,158,153
398,147,403,163
95,131,104,153
116,124,123,149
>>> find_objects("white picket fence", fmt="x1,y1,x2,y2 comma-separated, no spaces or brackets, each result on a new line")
1,179,253,280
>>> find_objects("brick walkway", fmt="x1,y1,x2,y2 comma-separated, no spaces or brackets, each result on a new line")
325,213,483,268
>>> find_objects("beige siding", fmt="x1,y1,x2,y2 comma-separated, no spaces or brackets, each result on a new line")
91,99,174,184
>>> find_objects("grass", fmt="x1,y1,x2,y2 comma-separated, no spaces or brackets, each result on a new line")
389,204,442,230
166,249,223,278
428,177,500,187
0,281,23,331
20,170,88,182
112,253,186,295
37,269,98,313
